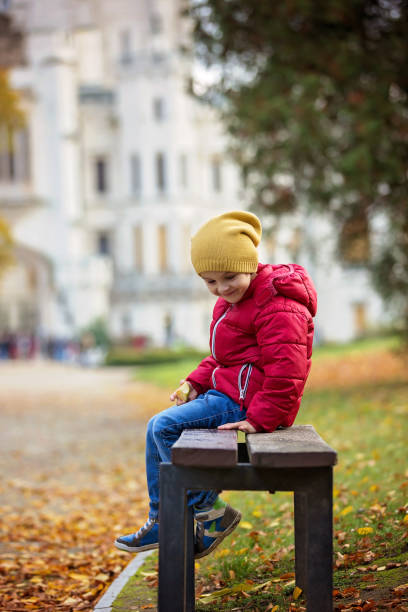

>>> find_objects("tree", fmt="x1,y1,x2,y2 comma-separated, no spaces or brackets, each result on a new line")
187,0,408,336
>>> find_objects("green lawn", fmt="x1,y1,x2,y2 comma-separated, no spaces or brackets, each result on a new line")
123,337,408,610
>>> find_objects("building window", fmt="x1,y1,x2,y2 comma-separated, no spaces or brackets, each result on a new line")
180,154,188,188
134,226,143,271
150,13,163,34
95,157,108,194
153,97,165,121
0,126,30,183
130,154,141,196
182,223,191,272
121,312,132,336
97,232,110,255
211,159,222,192
353,302,368,337
339,212,370,265
155,152,166,193
158,224,168,273
119,29,132,64
241,165,249,189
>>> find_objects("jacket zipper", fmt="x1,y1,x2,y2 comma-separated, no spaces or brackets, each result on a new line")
238,363,253,408
212,367,218,389
211,305,233,360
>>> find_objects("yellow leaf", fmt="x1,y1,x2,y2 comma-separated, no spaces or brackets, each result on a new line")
214,548,230,558
199,582,253,603
403,514,408,524
237,430,246,443
195,562,200,571
370,484,379,492
377,566,386,571
340,505,353,516
69,572,90,582
293,586,302,600
252,510,262,518
95,573,110,581
238,547,248,555
357,527,374,535
240,521,253,529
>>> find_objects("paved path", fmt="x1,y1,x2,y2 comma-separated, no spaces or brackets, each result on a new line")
0,360,151,497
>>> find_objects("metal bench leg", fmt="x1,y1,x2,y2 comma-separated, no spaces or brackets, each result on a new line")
294,491,307,591
304,467,333,612
159,464,195,612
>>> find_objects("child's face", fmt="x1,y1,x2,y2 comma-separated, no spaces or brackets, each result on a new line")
200,271,255,304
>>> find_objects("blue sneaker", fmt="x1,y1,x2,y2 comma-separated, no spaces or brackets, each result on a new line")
194,503,241,559
114,518,159,553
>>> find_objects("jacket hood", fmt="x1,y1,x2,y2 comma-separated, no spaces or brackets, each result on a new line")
253,263,317,316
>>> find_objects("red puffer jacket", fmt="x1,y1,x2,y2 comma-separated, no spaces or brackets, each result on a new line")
186,263,317,432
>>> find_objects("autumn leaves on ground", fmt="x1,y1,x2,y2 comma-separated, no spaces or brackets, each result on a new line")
0,339,407,611
0,364,168,611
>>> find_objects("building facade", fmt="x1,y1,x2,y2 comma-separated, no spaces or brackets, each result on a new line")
0,0,385,352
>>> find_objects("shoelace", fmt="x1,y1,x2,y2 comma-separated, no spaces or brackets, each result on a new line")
135,518,155,539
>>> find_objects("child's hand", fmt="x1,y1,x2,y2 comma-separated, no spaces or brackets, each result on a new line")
218,420,257,433
170,380,198,405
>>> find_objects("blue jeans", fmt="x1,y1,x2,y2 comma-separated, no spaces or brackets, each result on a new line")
146,390,245,520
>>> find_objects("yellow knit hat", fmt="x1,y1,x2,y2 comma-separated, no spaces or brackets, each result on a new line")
191,211,262,274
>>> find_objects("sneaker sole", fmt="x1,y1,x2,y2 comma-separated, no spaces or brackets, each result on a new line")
194,510,242,559
114,540,159,553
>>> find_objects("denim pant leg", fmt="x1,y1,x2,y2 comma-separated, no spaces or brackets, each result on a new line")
145,390,245,520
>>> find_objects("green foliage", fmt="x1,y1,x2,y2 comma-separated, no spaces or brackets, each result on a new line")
80,317,111,349
187,0,408,334
106,346,208,367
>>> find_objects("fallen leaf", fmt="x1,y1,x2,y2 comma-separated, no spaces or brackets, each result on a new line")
293,586,302,600
279,572,295,580
357,527,374,535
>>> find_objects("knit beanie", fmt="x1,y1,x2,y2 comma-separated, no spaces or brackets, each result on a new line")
191,211,262,275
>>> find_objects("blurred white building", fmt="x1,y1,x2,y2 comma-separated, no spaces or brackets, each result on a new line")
0,0,385,349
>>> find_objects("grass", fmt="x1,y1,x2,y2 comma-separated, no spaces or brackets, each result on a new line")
120,335,408,610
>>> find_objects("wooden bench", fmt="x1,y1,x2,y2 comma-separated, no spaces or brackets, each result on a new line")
158,425,337,612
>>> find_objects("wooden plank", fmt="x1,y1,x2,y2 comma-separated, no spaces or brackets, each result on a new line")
171,429,238,467
246,425,337,468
